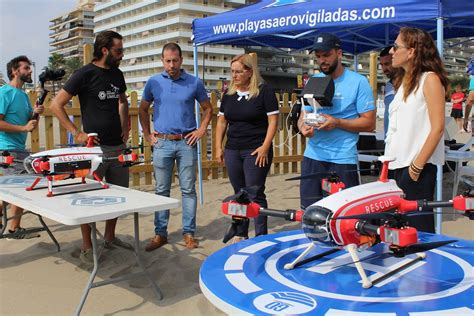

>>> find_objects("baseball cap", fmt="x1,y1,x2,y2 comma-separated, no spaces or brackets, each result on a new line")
311,33,341,52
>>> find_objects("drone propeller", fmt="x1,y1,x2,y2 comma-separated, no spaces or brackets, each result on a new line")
223,186,259,204
283,195,323,200
54,144,86,148
101,146,144,155
1,149,31,154
286,168,377,181
334,212,398,221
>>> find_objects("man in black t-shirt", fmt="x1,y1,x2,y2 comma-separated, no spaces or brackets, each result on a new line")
51,31,132,266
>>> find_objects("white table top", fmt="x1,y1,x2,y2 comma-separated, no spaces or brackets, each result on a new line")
445,150,474,162
0,175,180,225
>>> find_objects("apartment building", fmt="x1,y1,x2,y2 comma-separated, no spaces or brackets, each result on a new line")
93,0,257,91
49,0,96,60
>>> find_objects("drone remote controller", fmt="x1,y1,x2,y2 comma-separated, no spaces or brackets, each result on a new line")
304,113,327,126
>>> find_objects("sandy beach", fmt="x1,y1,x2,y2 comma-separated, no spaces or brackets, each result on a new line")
1,130,473,315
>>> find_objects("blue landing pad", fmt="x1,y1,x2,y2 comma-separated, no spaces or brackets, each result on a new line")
200,230,474,315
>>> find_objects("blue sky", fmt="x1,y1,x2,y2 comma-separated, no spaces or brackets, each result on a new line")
0,0,77,83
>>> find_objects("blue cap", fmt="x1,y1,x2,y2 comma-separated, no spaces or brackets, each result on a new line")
311,33,341,52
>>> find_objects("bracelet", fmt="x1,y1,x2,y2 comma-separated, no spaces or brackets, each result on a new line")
410,161,423,172
409,164,421,175
73,130,82,138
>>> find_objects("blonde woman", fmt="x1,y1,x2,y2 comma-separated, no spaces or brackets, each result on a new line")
216,54,279,242
385,27,448,233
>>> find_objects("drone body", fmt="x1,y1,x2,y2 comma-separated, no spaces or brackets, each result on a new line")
306,179,404,248
1,134,139,197
24,146,104,179
222,157,473,288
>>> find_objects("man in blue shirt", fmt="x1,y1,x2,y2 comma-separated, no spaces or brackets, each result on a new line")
297,33,376,209
0,55,44,238
379,46,398,138
139,43,212,251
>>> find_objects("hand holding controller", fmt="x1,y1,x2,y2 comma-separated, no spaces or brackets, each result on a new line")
304,113,327,126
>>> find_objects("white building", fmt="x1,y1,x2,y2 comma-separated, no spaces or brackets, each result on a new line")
94,0,254,91
49,0,96,60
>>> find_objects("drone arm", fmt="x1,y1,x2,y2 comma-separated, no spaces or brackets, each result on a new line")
222,201,303,222
355,221,418,248
260,208,304,222
0,153,14,167
398,196,474,215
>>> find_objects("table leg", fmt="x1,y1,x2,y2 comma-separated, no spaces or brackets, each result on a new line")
75,222,100,316
73,215,163,315
133,212,163,300
37,214,60,252
1,202,7,235
452,161,462,199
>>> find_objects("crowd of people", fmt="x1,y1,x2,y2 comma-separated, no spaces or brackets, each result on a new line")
1,27,473,265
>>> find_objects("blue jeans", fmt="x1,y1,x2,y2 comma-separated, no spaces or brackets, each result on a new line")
224,148,273,237
152,139,197,237
300,157,359,209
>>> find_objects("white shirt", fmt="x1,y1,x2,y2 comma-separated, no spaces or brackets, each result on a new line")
385,72,445,169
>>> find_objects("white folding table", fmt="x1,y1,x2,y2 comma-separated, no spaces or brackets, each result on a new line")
0,175,180,315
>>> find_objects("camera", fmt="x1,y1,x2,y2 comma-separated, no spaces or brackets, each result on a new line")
39,67,66,85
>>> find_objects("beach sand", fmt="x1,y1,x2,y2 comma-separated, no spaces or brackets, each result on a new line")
1,131,472,315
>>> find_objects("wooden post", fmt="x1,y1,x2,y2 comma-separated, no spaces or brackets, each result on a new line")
83,43,92,65
369,52,378,102
129,91,141,187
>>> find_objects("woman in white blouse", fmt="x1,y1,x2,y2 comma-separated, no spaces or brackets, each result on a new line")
385,27,449,233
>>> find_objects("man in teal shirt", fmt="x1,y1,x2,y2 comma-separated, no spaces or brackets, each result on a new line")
0,55,44,238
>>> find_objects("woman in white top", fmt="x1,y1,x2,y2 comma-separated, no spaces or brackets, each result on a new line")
385,27,449,233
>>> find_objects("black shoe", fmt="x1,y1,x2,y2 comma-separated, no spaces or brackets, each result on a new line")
6,227,40,240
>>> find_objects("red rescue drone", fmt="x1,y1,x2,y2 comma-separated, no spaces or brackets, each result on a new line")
221,156,474,289
0,133,140,197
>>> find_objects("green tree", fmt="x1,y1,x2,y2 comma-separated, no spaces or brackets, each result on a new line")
47,53,65,70
64,57,82,78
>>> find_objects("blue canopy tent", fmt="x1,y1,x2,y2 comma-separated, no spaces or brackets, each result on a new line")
192,0,474,54
191,0,474,233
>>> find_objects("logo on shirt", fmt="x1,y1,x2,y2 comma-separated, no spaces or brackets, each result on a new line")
98,84,121,101
98,91,107,100
110,83,120,94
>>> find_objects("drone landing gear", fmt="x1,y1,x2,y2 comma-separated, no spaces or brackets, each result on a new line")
370,252,426,287
346,243,372,288
284,243,339,270
92,172,109,189
26,174,109,197
345,243,427,289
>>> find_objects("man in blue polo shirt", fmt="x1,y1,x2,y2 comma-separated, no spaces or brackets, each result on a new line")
139,43,212,251
297,33,376,209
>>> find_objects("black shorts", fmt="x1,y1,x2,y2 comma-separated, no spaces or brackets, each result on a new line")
451,108,463,118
